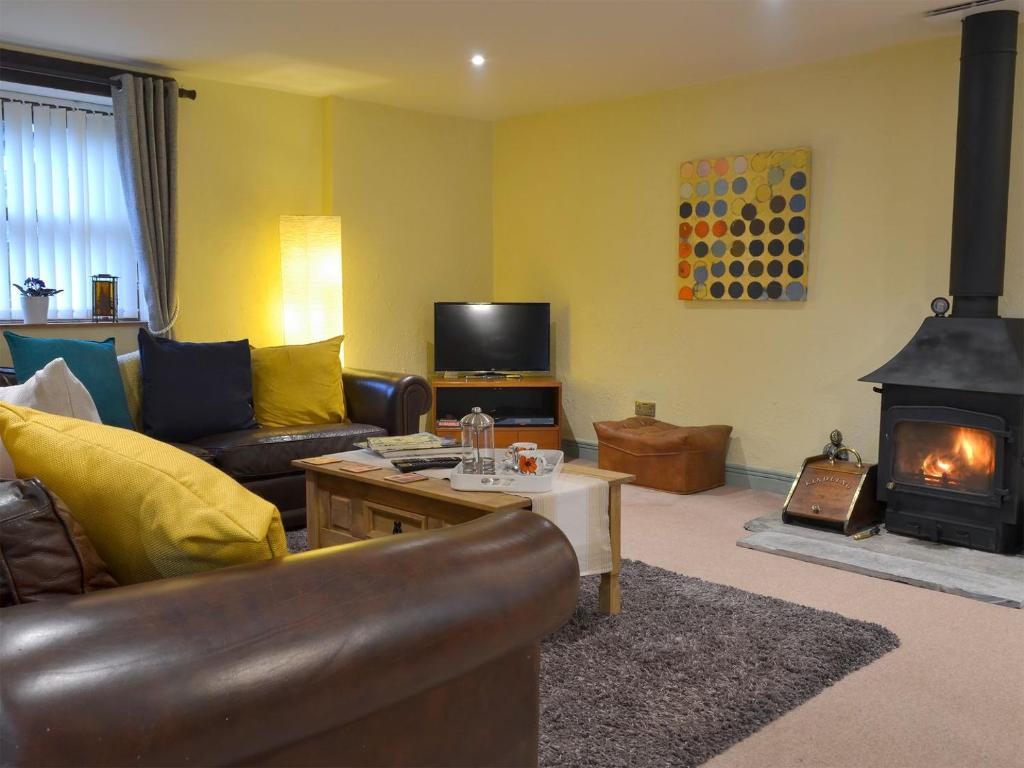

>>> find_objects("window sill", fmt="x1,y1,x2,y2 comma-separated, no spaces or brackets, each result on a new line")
0,320,145,329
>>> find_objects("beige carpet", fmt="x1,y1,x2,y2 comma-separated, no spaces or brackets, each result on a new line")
616,481,1024,768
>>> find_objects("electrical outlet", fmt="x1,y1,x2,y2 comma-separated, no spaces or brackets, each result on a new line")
635,400,656,417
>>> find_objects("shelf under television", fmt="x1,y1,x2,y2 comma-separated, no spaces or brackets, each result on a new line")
430,376,562,450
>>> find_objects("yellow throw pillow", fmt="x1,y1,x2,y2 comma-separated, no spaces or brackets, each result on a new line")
117,350,143,430
0,403,287,584
251,336,346,428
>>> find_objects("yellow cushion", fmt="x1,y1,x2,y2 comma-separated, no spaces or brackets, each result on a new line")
117,350,142,430
251,336,346,428
0,403,288,584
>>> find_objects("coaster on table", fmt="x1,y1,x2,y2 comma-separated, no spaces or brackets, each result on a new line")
336,461,379,473
303,455,346,466
385,473,428,484
302,456,378,473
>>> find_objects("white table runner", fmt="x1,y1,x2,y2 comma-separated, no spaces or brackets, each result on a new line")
323,450,612,576
519,473,611,576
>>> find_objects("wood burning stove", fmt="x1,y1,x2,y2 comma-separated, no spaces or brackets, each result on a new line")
861,9,1023,554
873,384,1022,553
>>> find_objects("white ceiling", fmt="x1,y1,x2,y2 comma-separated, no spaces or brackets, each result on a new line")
0,0,1011,120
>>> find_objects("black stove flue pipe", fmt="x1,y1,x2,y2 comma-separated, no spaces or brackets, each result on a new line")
949,9,1018,318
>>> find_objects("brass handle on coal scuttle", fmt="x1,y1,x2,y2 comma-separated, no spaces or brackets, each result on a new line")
828,446,863,468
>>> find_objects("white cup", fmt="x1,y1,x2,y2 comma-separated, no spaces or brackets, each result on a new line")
514,449,547,475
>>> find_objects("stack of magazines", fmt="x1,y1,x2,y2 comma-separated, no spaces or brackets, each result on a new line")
357,432,467,459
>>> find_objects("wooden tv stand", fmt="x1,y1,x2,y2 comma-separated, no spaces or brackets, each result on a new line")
431,376,562,450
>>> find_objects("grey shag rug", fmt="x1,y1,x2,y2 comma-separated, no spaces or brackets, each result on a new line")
286,528,309,553
285,531,899,767
542,560,899,768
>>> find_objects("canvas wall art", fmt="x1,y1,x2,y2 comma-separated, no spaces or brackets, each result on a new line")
677,147,810,301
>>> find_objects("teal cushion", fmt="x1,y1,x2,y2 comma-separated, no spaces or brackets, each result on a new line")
4,332,134,429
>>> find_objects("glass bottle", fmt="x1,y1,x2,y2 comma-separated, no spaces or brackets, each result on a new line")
460,407,495,474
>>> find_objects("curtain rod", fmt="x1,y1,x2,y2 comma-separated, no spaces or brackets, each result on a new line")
0,52,197,100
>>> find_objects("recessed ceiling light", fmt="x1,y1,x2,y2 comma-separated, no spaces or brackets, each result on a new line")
470,53,486,67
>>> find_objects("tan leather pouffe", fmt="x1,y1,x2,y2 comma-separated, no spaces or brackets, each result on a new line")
593,417,732,494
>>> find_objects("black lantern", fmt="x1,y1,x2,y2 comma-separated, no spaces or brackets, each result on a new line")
91,274,118,322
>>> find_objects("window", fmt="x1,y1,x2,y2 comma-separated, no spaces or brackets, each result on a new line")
0,84,140,321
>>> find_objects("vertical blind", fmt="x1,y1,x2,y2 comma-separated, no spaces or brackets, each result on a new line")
0,96,139,321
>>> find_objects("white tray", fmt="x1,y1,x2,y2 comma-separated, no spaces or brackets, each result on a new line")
449,450,564,493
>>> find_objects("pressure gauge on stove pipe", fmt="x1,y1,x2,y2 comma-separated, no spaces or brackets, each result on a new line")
930,296,950,317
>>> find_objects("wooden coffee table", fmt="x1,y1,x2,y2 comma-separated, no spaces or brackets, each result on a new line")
293,457,634,614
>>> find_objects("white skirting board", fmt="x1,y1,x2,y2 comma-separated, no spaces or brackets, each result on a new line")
561,439,796,496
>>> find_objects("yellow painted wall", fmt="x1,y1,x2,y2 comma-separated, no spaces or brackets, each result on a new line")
2,71,494,382
327,98,493,380
493,34,1024,473
176,77,324,346
0,67,325,362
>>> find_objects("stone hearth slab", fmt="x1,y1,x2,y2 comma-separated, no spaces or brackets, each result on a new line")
739,514,1024,608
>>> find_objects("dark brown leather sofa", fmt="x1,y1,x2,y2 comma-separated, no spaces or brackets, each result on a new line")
186,368,432,529
0,366,432,531
0,509,579,767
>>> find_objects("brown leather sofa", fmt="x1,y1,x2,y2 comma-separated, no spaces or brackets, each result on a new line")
0,366,432,530
0,507,579,767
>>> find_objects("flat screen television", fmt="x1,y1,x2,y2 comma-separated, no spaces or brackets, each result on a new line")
434,302,550,373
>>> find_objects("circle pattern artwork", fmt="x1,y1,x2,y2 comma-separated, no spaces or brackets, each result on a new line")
678,146,810,301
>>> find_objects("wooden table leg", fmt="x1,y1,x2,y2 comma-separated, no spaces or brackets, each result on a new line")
598,483,622,614
305,472,322,550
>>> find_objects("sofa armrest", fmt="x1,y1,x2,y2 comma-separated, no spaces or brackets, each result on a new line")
342,367,431,435
0,510,579,767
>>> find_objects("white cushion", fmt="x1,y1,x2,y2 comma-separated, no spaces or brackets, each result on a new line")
0,358,101,479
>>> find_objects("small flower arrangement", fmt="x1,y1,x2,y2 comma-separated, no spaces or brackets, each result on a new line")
13,278,62,298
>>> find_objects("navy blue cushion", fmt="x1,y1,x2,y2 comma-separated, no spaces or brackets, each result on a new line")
3,332,134,428
138,331,257,442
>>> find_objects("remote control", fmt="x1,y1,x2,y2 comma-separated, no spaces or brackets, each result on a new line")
391,456,463,473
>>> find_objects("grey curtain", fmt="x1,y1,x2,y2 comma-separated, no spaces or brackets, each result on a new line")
112,74,178,336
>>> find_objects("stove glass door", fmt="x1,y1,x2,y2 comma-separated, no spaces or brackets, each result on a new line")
891,421,996,495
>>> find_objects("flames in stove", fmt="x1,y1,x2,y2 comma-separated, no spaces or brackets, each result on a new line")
919,427,995,490
893,422,996,495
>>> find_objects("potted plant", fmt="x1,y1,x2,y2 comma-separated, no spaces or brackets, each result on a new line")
13,278,62,325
